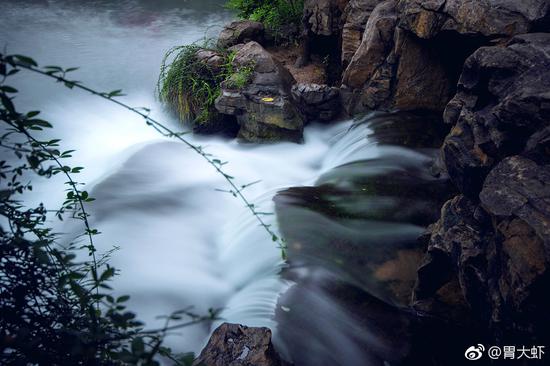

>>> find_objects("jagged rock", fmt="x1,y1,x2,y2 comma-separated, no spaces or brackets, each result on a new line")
291,83,340,122
413,192,550,342
303,0,349,37
413,195,493,323
480,156,550,248
442,33,550,197
398,0,550,40
194,323,286,366
341,0,382,68
218,20,265,49
341,0,454,114
215,42,303,142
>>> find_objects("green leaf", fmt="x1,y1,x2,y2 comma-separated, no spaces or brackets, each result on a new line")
117,295,130,303
100,267,116,282
131,337,145,355
0,86,18,93
14,55,38,67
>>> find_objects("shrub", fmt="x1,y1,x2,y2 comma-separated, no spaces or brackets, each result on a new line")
0,54,216,366
226,0,304,40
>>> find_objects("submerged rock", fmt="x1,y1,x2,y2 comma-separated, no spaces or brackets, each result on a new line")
218,20,265,49
215,41,304,143
194,323,286,366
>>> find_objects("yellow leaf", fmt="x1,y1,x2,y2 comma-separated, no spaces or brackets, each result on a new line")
262,97,274,102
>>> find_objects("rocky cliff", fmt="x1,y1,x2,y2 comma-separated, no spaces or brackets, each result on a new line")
195,0,550,363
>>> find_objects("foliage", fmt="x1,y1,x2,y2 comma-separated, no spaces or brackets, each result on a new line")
226,0,304,40
157,42,254,125
0,54,219,365
1,51,287,363
157,43,222,125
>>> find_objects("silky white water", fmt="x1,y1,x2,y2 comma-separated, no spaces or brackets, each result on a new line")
0,0,385,354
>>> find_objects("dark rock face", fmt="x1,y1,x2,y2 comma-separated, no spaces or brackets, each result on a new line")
413,34,550,345
413,195,493,325
218,20,265,49
414,158,550,343
194,323,286,366
291,83,341,122
398,0,550,40
480,156,550,248
340,0,382,68
303,0,349,37
215,42,304,143
341,0,454,114
442,33,550,196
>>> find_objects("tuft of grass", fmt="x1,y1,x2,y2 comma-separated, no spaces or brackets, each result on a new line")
158,44,255,126
157,42,223,125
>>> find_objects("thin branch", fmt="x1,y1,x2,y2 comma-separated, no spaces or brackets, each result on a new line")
11,60,287,257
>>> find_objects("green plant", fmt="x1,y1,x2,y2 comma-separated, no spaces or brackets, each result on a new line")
0,48,287,361
157,45,254,125
157,43,223,125
226,0,304,40
0,54,220,365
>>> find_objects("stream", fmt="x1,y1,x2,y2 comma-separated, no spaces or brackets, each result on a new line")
1,1,456,364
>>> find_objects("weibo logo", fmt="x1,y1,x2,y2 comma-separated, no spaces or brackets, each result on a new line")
465,344,485,361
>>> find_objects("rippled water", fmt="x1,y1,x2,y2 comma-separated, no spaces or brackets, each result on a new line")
1,1,455,364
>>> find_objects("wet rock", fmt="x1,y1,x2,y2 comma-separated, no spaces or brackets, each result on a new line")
442,33,550,196
414,187,550,342
413,195,493,324
291,83,341,122
341,0,454,114
398,0,550,40
340,0,382,68
480,156,550,248
194,323,286,366
215,42,304,143
218,20,265,49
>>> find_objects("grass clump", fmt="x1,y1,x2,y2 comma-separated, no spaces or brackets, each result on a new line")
158,43,255,127
226,0,304,41
158,43,223,125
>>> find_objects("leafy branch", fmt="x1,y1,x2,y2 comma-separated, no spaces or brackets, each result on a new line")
1,53,287,258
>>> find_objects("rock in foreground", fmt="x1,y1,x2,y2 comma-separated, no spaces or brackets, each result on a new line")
194,323,287,366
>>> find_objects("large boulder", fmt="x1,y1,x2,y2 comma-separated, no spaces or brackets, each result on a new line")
194,323,286,366
442,33,550,196
340,0,382,68
291,83,341,122
341,0,454,114
215,42,304,143
218,20,265,49
398,0,550,40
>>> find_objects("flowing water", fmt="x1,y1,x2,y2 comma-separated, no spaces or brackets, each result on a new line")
1,1,456,364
